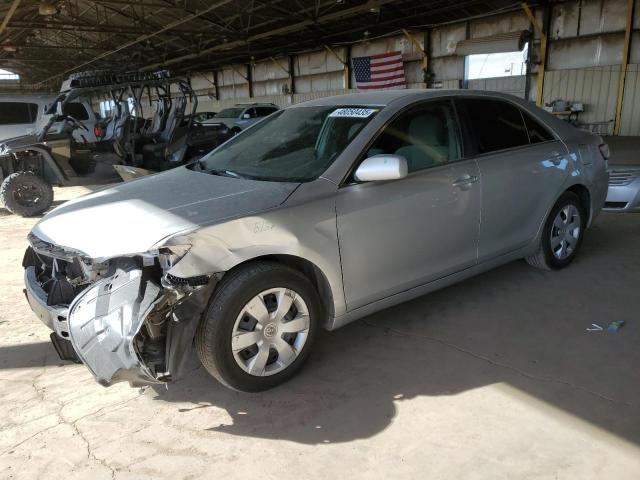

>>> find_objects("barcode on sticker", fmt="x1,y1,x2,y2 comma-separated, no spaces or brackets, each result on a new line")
329,108,377,118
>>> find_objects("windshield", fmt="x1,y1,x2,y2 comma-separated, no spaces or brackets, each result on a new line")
215,108,244,118
198,105,380,182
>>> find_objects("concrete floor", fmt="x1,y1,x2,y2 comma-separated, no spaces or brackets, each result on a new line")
1,186,640,480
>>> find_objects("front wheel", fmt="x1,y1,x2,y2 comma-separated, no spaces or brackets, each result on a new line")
526,192,586,270
196,262,321,392
0,171,53,217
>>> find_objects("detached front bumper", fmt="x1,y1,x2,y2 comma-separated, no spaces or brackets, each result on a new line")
24,244,217,388
25,261,164,385
67,266,164,386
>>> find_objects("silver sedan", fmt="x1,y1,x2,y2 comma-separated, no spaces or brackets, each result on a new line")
605,164,640,212
23,90,609,391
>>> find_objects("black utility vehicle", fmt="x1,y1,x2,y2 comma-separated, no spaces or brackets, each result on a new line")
0,70,231,216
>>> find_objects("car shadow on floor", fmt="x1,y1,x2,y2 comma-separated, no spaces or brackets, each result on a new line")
0,341,64,369
153,213,640,446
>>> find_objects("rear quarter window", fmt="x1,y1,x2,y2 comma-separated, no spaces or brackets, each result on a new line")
522,112,555,143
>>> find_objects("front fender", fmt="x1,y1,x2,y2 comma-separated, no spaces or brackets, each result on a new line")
164,196,345,319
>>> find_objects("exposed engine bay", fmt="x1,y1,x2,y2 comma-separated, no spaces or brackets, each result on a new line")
23,233,217,386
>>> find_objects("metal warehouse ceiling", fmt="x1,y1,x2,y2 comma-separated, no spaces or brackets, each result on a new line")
0,0,520,90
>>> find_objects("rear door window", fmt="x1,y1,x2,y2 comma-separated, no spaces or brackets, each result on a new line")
0,102,38,125
456,98,529,154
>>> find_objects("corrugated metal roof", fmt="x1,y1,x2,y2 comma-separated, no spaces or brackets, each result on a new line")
0,0,519,90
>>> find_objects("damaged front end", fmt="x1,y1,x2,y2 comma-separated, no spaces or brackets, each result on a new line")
23,233,216,387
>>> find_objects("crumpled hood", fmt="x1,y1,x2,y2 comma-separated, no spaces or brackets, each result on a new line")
31,166,299,259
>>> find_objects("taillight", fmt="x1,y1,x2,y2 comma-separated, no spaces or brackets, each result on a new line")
598,143,610,160
94,125,102,139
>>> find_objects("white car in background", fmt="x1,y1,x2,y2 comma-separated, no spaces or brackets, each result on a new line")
0,95,100,143
203,103,279,135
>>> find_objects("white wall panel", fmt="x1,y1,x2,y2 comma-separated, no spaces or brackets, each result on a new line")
295,71,345,94
440,79,461,89
551,0,628,39
431,56,464,82
189,72,216,92
470,10,531,38
253,58,289,82
350,33,424,59
219,66,248,86
431,23,466,58
253,79,290,97
543,66,620,127
468,75,527,98
295,49,346,76
548,33,624,69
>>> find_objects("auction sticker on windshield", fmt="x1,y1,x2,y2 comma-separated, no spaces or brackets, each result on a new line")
329,108,378,118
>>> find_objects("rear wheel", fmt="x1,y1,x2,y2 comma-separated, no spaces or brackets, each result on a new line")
0,171,53,217
196,262,321,392
526,192,585,270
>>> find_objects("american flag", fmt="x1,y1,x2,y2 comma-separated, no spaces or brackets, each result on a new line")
352,50,406,90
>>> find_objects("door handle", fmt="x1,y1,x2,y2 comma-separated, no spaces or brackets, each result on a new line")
452,175,479,189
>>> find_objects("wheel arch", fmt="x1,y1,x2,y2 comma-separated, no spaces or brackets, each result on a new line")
3,145,66,185
565,183,592,225
218,254,335,329
530,183,592,254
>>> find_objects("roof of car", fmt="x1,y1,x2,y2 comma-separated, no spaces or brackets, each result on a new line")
234,102,279,107
291,89,534,108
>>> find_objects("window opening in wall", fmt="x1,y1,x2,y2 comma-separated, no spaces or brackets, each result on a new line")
465,43,528,80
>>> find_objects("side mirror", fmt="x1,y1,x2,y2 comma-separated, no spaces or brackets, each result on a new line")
242,113,251,119
354,154,408,182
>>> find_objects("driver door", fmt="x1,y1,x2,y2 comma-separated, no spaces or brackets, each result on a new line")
335,100,481,311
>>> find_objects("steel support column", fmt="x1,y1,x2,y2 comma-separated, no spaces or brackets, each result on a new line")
522,2,547,107
614,0,635,135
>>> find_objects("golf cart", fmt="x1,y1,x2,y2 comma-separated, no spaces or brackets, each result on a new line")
0,70,230,216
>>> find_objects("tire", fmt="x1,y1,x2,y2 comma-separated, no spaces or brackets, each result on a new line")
526,192,586,270
0,171,53,217
196,262,321,392
231,127,241,136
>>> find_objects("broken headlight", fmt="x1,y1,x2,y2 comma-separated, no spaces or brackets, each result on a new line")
157,245,191,271
156,245,211,289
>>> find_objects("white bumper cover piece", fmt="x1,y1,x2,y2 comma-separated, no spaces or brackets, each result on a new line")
68,263,163,386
